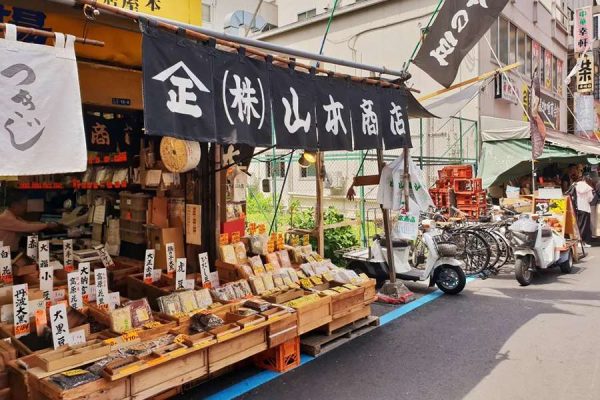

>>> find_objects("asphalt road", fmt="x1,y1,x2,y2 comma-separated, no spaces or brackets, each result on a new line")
234,247,600,400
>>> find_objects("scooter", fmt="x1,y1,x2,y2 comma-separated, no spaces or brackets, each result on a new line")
508,214,573,286
344,220,467,294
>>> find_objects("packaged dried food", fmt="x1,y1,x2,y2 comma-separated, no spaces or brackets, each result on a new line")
125,298,153,328
51,369,100,390
249,276,266,295
233,242,248,264
265,253,281,269
190,313,224,333
194,288,213,309
177,290,198,313
158,294,182,316
277,250,292,268
219,244,237,264
110,306,133,333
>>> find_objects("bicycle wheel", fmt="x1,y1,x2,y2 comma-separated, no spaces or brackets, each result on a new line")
448,230,491,276
489,230,511,270
475,228,500,272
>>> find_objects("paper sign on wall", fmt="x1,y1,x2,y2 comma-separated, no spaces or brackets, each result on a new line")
26,235,38,261
143,250,155,284
78,262,91,302
94,268,109,309
175,258,186,290
12,284,30,338
49,303,70,349
166,243,176,277
198,252,210,287
185,204,202,245
67,271,83,310
0,246,12,284
63,239,74,272
38,240,50,269
39,266,53,306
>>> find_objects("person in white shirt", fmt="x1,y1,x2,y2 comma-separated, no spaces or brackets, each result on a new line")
575,175,594,247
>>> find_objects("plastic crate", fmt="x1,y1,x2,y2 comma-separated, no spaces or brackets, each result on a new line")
439,165,473,179
253,337,300,373
453,178,482,193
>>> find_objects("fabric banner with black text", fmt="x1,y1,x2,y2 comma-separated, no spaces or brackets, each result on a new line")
270,66,318,151
141,27,427,151
315,75,353,151
142,27,217,143
350,83,383,150
213,49,272,147
0,25,87,175
379,88,412,149
413,0,510,88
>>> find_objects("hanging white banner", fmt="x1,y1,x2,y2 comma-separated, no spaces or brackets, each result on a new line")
0,24,86,175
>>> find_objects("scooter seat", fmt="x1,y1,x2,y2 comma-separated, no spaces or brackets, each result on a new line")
541,227,552,238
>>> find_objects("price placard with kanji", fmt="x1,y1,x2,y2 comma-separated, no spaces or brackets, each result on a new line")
63,239,74,272
165,243,176,277
12,284,30,338
79,262,91,303
0,246,12,284
143,249,155,284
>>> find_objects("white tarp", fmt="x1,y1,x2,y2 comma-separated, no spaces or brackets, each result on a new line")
0,24,87,175
422,80,486,119
480,115,529,142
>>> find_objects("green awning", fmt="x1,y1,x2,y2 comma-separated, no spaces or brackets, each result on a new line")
479,140,594,188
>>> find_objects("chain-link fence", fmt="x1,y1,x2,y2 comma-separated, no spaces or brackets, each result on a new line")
246,116,478,252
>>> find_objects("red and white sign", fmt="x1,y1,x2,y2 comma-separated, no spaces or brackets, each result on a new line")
574,6,593,53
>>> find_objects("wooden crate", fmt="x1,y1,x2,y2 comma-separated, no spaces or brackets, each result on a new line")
32,339,111,372
261,289,304,304
125,274,171,310
293,296,332,335
359,279,377,303
129,348,208,399
208,326,268,373
329,287,365,319
265,312,298,348
323,303,372,335
37,376,130,400
214,260,241,283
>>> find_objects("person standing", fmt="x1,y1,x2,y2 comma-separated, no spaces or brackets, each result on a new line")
0,190,57,254
575,175,594,247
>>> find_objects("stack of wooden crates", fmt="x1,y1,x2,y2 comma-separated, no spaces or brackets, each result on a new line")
430,165,487,220
119,192,150,245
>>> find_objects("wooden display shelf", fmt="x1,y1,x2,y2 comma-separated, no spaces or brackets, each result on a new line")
37,374,130,400
208,326,268,373
322,303,372,335
31,339,111,372
292,295,332,335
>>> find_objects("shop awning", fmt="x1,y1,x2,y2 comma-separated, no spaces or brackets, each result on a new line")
478,140,592,188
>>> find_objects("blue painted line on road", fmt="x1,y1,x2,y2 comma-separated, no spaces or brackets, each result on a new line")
202,277,477,399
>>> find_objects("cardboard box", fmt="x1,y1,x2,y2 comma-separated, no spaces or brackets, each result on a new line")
148,227,185,269
150,196,169,228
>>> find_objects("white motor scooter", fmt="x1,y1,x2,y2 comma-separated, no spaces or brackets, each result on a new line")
509,215,573,286
386,221,467,294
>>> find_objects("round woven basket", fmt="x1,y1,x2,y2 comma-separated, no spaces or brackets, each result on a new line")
160,137,201,173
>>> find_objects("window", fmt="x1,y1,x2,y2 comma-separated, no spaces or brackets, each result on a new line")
498,17,509,64
552,56,558,93
297,9,316,21
202,4,211,22
300,165,316,178
517,30,526,74
490,17,499,59
595,14,600,40
509,23,517,65
525,37,532,77
266,161,286,178
540,47,545,84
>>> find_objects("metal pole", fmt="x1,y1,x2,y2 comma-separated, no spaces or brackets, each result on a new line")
419,118,424,169
65,0,411,80
358,150,367,247
376,147,395,283
459,117,463,164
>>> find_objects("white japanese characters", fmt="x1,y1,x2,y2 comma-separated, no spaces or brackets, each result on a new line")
360,99,379,136
224,71,265,128
389,102,407,136
153,61,210,118
323,95,347,136
282,87,311,134
429,0,489,67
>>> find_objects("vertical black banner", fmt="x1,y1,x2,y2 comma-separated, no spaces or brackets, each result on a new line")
213,49,272,147
380,88,412,149
349,83,383,150
315,75,353,151
413,0,510,88
142,28,217,142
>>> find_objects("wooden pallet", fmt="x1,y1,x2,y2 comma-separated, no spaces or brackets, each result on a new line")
300,316,380,357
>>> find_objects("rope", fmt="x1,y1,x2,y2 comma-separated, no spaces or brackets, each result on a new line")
404,0,445,71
